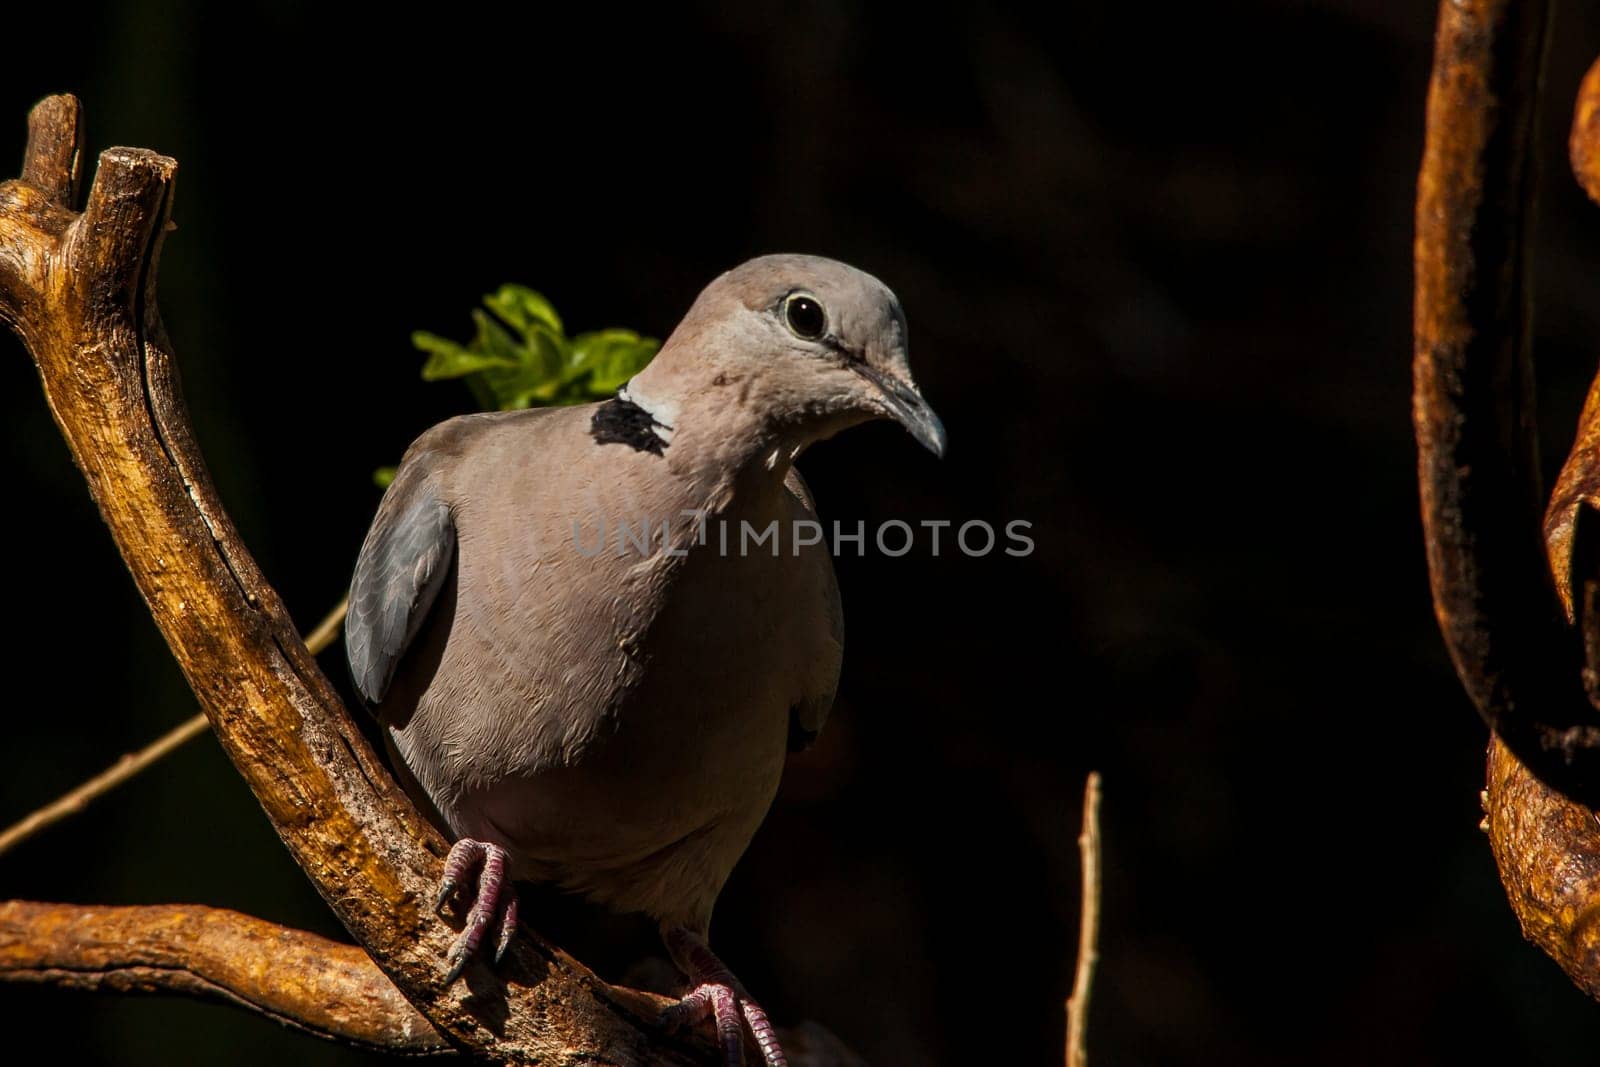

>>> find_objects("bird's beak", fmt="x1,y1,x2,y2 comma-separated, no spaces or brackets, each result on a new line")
858,367,946,457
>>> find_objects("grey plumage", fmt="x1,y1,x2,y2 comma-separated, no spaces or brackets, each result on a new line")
352,406,843,930
348,471,455,707
345,254,941,1064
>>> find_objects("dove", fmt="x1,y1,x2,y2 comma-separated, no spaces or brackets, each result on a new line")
345,254,944,1066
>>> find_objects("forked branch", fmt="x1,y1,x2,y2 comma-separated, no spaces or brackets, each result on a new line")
0,93,728,1065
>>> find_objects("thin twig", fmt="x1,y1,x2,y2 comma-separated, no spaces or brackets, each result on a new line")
0,598,348,858
1065,771,1102,1067
303,596,350,655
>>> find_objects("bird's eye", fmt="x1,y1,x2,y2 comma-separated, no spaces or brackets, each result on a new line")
783,293,827,340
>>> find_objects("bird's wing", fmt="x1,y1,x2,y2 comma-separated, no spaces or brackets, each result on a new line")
346,464,456,708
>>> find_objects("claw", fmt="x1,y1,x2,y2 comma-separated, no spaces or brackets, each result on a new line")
662,927,788,1067
494,891,519,964
433,838,518,984
444,938,473,985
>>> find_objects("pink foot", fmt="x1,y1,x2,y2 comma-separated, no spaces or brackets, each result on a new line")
433,837,520,983
660,926,787,1067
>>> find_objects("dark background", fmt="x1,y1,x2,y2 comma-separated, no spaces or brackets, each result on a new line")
4,1,1600,1063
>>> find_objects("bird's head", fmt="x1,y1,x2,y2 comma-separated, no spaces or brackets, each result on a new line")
630,254,946,458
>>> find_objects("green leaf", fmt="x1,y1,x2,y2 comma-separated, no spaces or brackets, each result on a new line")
408,287,653,425
570,329,661,395
372,466,398,489
413,331,518,380
472,321,569,411
470,309,528,366
527,324,569,381
483,284,563,338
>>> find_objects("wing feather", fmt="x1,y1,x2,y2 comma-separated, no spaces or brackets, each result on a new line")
346,473,455,707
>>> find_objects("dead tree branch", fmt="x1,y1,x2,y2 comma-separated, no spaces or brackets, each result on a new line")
1479,49,1600,1004
0,93,729,1065
1569,54,1600,210
0,901,450,1055
1418,1,1600,1004
1413,0,1600,804
1483,739,1600,999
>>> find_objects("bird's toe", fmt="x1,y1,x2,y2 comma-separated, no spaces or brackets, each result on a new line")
660,981,787,1067
433,837,517,984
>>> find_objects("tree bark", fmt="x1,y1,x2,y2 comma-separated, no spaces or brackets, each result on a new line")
1418,0,1600,1006
1413,0,1600,804
0,901,450,1055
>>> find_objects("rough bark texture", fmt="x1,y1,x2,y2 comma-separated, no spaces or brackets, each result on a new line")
0,93,744,1065
1413,0,1600,804
0,902,450,1054
1418,0,1600,1006
1543,371,1600,712
1545,374,1600,623
1570,54,1600,208
1485,739,1600,1001
1507,247,1600,1002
